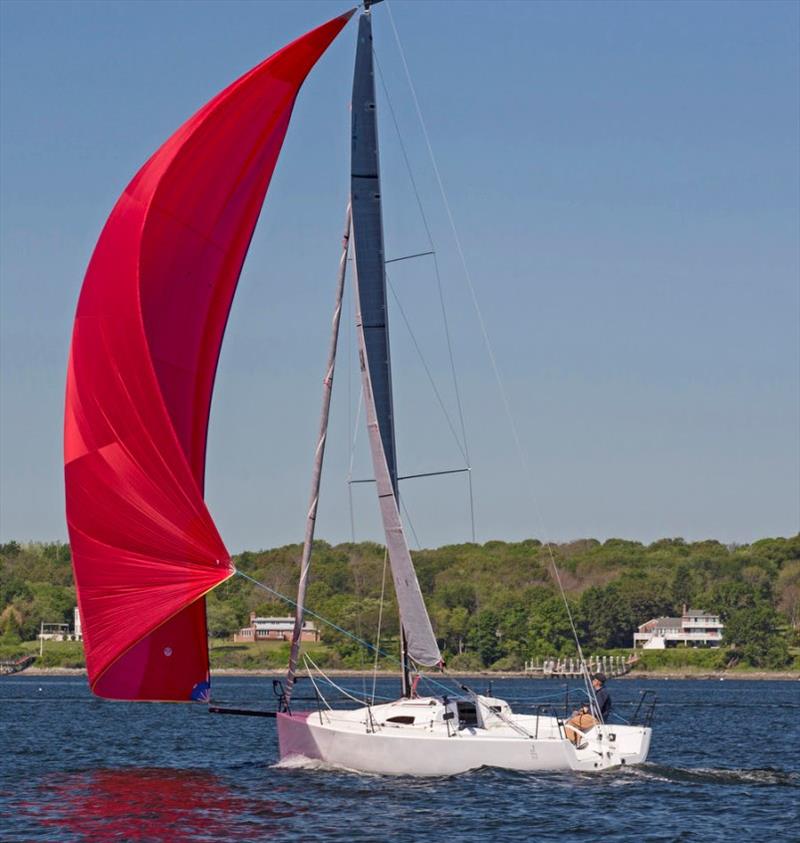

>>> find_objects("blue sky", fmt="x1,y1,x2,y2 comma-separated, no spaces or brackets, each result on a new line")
1,0,798,552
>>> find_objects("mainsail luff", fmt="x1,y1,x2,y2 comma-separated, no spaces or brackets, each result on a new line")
350,9,441,670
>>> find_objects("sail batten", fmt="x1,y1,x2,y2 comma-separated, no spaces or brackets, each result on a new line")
65,12,354,701
350,11,441,668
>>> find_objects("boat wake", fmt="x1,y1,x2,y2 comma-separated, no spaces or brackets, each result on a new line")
272,752,800,788
612,763,798,787
272,757,797,787
273,755,380,777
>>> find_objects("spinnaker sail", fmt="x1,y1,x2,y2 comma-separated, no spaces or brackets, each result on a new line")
64,11,354,701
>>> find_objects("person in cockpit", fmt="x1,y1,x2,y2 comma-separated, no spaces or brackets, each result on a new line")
564,673,611,747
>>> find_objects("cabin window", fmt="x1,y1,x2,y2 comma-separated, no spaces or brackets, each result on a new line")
386,715,415,725
457,702,478,727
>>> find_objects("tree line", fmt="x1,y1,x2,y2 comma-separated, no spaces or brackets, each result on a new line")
2,535,798,669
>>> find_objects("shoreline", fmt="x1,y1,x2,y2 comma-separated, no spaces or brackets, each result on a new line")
18,667,800,681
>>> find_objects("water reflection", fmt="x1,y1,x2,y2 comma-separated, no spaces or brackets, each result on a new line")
29,767,296,841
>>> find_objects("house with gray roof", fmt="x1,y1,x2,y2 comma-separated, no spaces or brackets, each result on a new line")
633,605,723,649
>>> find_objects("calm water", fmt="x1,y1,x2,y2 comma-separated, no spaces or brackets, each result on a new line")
1,675,798,842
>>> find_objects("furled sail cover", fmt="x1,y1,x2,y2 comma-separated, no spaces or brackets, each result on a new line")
64,11,354,701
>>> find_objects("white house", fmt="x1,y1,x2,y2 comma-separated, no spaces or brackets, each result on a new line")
633,606,724,649
38,607,83,642
234,614,319,644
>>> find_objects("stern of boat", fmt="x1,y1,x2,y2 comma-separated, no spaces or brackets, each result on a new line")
568,724,652,771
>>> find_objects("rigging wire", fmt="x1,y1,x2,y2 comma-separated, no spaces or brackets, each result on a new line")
301,654,333,710
373,52,470,461
346,380,364,544
373,40,470,447
370,549,390,703
236,568,466,698
347,256,354,543
238,571,582,712
386,274,468,465
303,652,367,707
375,48,476,542
399,497,421,550
344,262,365,698
236,569,394,661
352,530,368,702
357,267,471,550
383,0,601,715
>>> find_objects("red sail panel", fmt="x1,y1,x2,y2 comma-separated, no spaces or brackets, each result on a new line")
64,11,354,701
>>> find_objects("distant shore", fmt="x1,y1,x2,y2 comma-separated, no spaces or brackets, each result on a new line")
19,667,800,681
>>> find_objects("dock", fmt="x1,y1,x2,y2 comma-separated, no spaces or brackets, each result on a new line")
0,655,36,677
525,654,637,678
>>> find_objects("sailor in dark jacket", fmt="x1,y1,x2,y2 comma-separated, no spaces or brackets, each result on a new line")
592,673,611,719
565,672,614,746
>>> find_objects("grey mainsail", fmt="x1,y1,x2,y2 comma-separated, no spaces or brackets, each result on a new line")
350,9,441,668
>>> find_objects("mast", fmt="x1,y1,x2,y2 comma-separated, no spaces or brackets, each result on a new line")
350,1,439,696
351,2,408,697
285,205,352,707
351,4,399,499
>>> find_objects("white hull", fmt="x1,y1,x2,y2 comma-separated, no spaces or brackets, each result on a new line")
277,695,651,776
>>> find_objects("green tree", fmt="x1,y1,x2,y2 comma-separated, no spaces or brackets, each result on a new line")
469,610,501,666
724,604,790,668
19,582,76,640
578,584,630,649
497,603,528,660
434,606,470,656
3,534,797,665
705,581,759,621
671,561,699,610
206,599,241,638
527,593,575,657
438,582,477,612
776,561,800,635
0,605,22,643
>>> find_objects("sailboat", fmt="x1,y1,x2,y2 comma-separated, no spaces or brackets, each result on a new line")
65,2,652,774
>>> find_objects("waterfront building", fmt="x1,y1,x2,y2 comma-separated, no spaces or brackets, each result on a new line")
38,622,71,642
234,614,319,644
38,607,83,642
633,606,724,648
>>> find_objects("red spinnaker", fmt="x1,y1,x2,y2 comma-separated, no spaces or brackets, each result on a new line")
64,11,354,701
